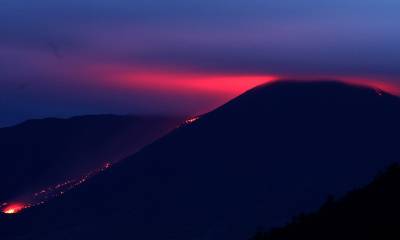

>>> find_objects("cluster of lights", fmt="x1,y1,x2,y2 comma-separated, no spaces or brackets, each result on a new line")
1,162,112,215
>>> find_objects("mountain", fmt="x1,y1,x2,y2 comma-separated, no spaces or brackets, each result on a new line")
2,81,400,240
0,115,181,203
252,164,400,240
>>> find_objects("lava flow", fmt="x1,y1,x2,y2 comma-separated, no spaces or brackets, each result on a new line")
2,203,25,214
1,162,112,215
1,117,201,215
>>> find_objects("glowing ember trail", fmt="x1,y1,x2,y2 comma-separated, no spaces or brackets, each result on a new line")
1,162,112,214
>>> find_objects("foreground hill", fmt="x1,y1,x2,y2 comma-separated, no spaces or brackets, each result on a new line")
2,81,400,240
252,164,400,240
0,115,180,202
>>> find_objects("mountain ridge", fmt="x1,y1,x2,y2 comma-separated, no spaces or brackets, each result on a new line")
2,81,400,240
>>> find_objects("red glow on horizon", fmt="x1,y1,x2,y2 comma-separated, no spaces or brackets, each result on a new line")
84,64,279,96
83,63,400,97
2,203,25,214
345,78,400,95
114,71,278,95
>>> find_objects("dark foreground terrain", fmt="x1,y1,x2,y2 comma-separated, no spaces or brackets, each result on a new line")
253,164,400,240
2,81,400,240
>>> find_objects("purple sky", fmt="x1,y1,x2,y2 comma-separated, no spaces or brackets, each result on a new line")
1,0,400,126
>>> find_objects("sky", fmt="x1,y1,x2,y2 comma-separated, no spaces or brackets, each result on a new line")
1,0,400,126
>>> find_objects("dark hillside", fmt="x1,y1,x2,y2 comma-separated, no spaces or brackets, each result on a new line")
2,81,400,240
253,164,400,240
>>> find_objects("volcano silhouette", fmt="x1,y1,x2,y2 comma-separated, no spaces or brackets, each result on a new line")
2,81,400,240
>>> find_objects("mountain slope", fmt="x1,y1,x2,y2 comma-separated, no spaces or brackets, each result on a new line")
2,81,400,240
252,164,400,240
0,115,180,203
